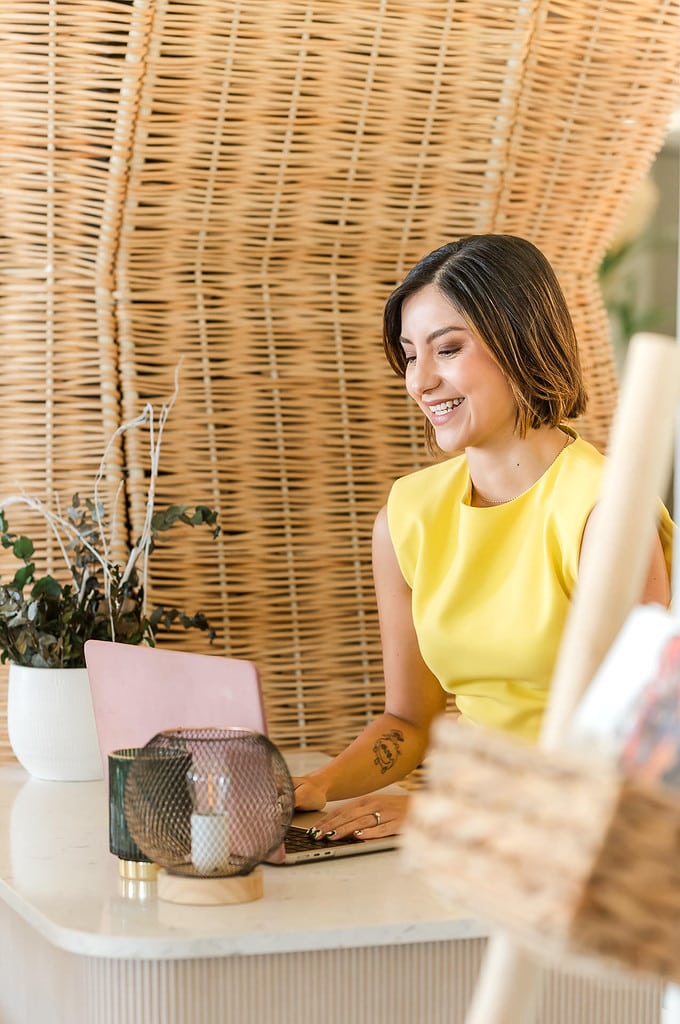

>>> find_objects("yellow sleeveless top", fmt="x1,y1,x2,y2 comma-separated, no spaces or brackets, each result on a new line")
387,433,673,743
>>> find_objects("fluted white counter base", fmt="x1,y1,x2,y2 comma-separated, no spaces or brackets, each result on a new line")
0,897,662,1024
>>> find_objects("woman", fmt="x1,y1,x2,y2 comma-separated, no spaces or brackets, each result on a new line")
294,234,672,841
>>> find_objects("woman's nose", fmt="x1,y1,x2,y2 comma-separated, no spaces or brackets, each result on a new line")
408,352,439,395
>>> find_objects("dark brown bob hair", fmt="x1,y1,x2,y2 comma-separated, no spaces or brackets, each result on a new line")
383,234,588,445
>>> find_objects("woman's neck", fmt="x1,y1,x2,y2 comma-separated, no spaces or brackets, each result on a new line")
467,427,572,508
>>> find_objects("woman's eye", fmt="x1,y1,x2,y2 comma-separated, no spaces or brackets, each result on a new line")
438,348,458,358
403,353,416,365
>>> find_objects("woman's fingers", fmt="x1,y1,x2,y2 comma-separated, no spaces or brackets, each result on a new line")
308,794,408,840
351,809,390,838
308,809,381,840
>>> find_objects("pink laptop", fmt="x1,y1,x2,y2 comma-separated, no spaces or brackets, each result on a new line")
84,639,267,775
86,639,398,864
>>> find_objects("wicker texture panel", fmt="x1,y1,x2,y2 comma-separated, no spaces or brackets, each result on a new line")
0,1,679,761
0,1,152,760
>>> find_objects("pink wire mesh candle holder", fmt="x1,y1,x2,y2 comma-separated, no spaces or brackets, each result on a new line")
124,727,294,904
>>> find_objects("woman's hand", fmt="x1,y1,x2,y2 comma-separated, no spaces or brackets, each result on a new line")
308,793,410,841
293,775,328,812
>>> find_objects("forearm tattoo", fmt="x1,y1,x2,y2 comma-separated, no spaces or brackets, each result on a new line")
373,729,405,774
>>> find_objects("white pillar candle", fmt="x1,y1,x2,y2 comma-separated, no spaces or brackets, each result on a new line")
190,812,230,874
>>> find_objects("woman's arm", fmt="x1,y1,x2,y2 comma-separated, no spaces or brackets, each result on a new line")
579,505,671,606
294,504,446,812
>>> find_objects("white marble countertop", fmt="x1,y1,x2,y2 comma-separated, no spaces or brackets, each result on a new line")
0,756,486,961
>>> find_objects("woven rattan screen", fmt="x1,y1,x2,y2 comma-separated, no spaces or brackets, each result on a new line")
1,1,679,760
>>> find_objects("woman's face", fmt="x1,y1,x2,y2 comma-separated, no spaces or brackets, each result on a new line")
399,284,518,454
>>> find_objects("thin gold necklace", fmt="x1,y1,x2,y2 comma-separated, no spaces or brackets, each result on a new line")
471,431,571,507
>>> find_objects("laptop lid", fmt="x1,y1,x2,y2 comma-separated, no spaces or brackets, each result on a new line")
84,639,267,775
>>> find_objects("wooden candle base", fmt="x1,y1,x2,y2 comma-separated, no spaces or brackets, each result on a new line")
157,866,264,905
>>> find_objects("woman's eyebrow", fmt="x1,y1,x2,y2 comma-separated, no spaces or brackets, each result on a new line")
399,325,467,346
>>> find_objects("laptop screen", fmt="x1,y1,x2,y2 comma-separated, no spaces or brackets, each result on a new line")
84,639,267,776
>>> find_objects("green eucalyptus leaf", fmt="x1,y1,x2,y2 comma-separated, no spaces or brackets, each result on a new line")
148,607,164,630
82,497,105,524
192,505,220,527
32,575,62,599
13,536,34,561
150,505,190,532
13,563,35,589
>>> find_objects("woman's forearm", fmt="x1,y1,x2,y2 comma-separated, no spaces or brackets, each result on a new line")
303,711,429,803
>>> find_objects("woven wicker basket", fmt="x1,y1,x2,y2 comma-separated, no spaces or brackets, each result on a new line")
404,717,680,983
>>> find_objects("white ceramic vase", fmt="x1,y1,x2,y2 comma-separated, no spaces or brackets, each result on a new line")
7,664,103,781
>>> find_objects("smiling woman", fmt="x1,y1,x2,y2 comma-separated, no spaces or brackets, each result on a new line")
292,233,673,844
385,235,588,457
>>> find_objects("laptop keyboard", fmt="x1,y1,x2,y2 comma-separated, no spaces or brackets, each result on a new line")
285,825,362,852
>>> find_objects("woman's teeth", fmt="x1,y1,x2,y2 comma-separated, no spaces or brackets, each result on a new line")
430,399,462,414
